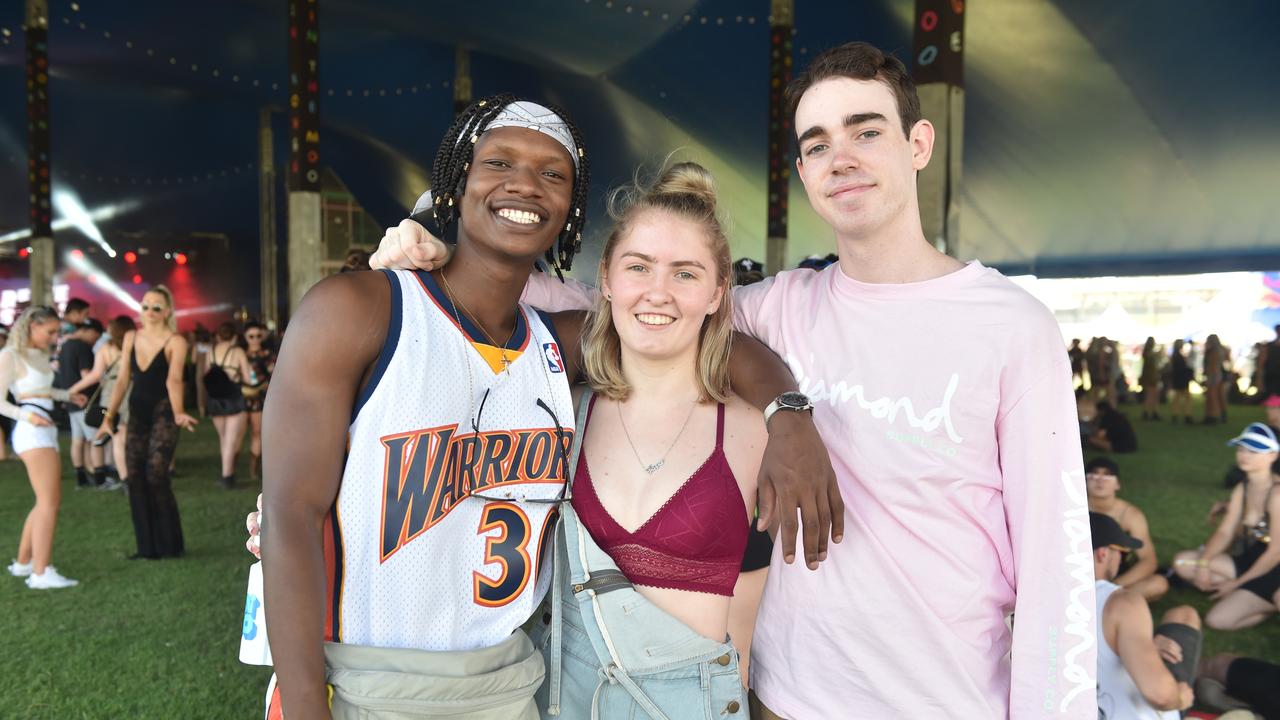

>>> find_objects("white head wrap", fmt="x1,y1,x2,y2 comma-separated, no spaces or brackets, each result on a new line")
478,100,579,170
412,100,580,218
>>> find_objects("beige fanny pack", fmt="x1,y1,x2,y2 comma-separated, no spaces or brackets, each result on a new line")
323,630,543,719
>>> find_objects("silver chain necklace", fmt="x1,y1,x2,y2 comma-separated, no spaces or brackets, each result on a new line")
616,397,698,475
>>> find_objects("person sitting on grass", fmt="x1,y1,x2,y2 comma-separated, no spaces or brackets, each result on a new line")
1172,422,1280,630
1197,653,1280,719
1086,457,1168,601
1084,400,1137,454
1093,512,1199,718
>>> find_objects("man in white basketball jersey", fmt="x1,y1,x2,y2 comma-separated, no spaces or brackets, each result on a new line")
261,96,593,719
260,96,832,719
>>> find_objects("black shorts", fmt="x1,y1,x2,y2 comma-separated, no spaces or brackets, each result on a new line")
1232,543,1280,601
1226,657,1280,719
1241,567,1280,603
206,395,247,417
1153,623,1200,684
1232,542,1266,577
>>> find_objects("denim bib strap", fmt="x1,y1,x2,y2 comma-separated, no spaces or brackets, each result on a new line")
547,388,597,716
550,388,664,718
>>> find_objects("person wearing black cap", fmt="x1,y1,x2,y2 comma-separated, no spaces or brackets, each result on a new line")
1086,457,1168,601
1093,512,1200,718
56,317,103,488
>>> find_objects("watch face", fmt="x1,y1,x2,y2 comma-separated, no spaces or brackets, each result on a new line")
779,392,809,409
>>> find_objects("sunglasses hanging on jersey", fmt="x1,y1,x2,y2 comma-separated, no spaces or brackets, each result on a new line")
465,396,570,506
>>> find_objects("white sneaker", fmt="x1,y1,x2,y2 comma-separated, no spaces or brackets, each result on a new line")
25,566,79,589
7,560,32,577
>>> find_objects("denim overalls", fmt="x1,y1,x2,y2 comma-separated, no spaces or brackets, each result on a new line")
528,390,748,720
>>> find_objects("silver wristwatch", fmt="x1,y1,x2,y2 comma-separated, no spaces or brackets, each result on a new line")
764,392,813,425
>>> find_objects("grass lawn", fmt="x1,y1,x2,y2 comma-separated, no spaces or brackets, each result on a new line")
0,397,1277,718
0,422,271,719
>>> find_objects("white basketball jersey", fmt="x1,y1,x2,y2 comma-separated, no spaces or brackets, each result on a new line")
324,269,574,652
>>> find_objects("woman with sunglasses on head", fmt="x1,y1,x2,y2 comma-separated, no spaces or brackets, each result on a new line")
240,321,274,481
97,286,198,559
2,306,87,589
67,315,137,490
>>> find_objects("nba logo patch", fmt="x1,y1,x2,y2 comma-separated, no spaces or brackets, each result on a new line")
543,342,565,373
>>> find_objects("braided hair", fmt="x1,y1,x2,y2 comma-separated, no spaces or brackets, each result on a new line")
428,94,590,278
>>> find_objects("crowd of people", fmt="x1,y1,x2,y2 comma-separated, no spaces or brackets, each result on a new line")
2,290,278,582
1073,331,1280,460
1071,332,1280,430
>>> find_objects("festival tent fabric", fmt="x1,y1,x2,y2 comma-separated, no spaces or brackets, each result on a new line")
0,0,1275,281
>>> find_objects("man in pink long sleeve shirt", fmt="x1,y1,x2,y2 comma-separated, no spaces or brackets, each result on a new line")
375,41,1095,720
733,44,1096,719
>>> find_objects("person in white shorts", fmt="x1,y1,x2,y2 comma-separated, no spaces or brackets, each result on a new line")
2,306,86,589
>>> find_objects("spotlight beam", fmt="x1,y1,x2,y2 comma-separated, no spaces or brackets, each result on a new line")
0,197,141,245
52,188,116,257
62,250,141,312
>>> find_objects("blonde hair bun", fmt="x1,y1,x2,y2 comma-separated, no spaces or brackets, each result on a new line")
650,162,717,214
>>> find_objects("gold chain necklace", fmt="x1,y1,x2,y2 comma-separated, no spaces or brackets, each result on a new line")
439,270,517,370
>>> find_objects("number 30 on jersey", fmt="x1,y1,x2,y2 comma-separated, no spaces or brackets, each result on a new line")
472,503,559,607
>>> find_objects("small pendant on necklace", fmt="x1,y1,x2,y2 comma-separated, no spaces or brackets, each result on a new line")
644,460,664,475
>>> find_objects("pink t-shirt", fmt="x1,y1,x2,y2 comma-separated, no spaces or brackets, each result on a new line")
523,262,1097,718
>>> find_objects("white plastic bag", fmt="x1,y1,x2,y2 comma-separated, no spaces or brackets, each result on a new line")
239,560,273,666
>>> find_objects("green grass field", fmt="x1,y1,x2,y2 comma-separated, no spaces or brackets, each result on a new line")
0,399,1277,718
0,423,271,719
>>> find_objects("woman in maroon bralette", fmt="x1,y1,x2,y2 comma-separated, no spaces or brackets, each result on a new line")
568,161,768,686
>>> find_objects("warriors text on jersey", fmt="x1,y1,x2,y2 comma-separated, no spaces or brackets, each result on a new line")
324,269,574,652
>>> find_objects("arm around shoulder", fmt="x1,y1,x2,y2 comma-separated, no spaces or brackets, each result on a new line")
523,272,597,313
722,396,767,517
726,333,842,568
548,310,588,381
